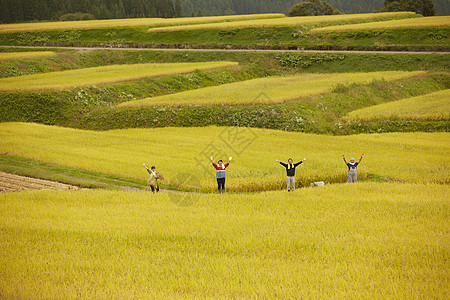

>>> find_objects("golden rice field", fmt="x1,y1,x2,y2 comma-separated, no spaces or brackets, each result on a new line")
0,183,447,298
0,51,57,61
0,14,284,34
147,12,417,32
0,123,448,192
346,89,450,121
312,15,450,32
119,71,424,108
0,61,238,91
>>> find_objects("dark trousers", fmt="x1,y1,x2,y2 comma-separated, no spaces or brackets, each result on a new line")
150,184,159,193
217,178,225,193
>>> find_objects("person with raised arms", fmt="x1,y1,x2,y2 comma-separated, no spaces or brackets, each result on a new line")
210,156,232,193
143,163,163,193
342,154,364,183
275,158,306,192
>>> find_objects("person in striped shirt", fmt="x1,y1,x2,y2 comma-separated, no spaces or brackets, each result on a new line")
211,156,232,193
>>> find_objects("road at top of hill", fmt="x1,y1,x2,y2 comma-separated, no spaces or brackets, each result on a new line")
1,45,449,55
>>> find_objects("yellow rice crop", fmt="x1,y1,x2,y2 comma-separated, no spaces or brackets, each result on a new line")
0,61,238,91
118,71,424,108
0,123,448,192
147,12,418,32
312,15,450,32
0,183,447,298
0,14,284,34
345,89,450,121
0,51,57,61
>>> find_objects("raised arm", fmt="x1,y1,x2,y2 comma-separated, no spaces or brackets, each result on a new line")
294,158,307,167
358,154,364,164
143,163,152,175
342,155,348,164
276,159,287,167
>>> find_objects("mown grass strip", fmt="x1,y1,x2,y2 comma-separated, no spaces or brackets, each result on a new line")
118,71,424,108
0,14,284,34
0,61,238,91
0,154,148,190
0,123,448,192
0,51,57,61
312,15,450,32
345,89,450,121
147,12,418,32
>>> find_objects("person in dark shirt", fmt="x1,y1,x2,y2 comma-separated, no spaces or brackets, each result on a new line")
275,158,306,191
342,154,363,183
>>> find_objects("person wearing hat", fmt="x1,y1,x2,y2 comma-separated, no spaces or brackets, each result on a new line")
275,158,307,192
143,163,161,193
342,154,363,183
210,156,232,193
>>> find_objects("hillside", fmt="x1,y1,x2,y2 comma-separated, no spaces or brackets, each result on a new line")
0,9,448,300
1,13,448,52
1,0,449,23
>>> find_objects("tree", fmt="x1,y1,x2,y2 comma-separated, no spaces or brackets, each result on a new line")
381,0,435,16
288,0,340,17
174,0,183,17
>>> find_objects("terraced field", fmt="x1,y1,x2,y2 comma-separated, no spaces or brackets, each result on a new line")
0,123,448,192
0,51,56,61
312,15,450,32
147,12,418,32
0,61,238,91
346,89,450,121
0,14,284,33
119,71,424,107
0,11,448,300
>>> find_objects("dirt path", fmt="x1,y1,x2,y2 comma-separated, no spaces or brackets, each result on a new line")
1,45,448,55
0,171,78,192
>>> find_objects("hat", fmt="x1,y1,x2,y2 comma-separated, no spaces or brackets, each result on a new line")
218,159,223,163
151,166,156,169
350,158,355,161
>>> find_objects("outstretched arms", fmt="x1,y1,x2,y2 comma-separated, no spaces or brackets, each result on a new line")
275,159,288,167
294,158,307,167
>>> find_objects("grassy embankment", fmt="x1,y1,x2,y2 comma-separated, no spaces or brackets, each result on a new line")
1,12,445,50
0,123,448,192
0,183,448,298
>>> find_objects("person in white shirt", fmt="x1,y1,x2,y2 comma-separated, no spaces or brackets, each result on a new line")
143,163,160,192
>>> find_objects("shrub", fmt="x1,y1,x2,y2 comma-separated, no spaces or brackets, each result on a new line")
59,12,95,22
